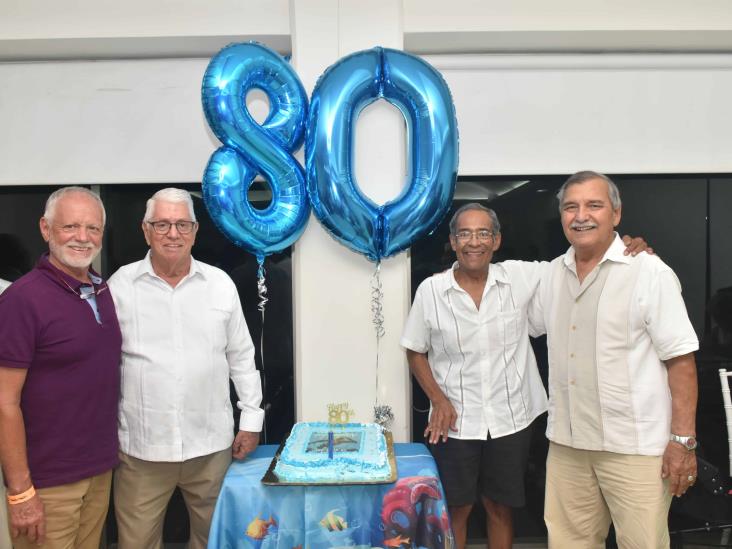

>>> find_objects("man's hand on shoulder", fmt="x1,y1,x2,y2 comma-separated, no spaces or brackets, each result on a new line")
621,234,654,256
232,430,259,460
662,441,697,497
9,492,45,544
424,397,458,445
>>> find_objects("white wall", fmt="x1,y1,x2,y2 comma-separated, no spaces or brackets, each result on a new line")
3,54,732,185
5,1,732,59
0,59,213,185
290,0,412,440
0,0,290,59
404,0,732,52
431,54,732,175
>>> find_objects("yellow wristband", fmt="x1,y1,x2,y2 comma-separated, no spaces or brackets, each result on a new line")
7,485,35,505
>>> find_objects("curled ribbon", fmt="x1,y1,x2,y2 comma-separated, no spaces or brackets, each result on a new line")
256,258,268,315
371,263,393,428
256,256,268,443
370,262,385,339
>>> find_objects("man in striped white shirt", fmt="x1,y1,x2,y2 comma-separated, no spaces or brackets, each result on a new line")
401,203,548,549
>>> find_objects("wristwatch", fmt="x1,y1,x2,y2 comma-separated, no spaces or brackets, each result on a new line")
670,433,698,451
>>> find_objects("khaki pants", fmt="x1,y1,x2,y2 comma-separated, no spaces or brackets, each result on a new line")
114,449,231,549
0,469,12,548
12,470,112,549
544,442,672,549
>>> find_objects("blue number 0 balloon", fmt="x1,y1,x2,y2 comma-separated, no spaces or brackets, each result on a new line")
306,47,458,261
202,42,310,261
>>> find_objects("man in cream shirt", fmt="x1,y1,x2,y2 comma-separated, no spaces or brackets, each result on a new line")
109,188,263,549
531,171,699,548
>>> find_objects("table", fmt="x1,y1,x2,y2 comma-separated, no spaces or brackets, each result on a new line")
208,443,454,549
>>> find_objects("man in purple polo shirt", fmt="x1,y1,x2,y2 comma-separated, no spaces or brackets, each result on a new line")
0,187,121,549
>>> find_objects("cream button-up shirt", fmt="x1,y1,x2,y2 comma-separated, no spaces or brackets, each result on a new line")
109,253,264,462
401,261,548,440
531,235,699,455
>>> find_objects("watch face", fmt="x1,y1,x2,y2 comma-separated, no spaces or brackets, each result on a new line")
686,436,698,450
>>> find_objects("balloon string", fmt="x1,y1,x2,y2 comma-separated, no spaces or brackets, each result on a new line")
371,262,385,340
257,262,268,315
371,263,394,429
257,260,268,444
372,263,383,408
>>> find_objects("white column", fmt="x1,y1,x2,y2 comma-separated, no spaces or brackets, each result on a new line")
290,0,411,441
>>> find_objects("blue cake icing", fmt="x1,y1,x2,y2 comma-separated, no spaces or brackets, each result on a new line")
274,422,390,482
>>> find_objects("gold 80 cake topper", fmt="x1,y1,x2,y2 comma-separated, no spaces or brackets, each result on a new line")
327,402,354,425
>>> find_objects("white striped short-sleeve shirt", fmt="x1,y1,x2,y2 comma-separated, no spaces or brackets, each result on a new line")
401,261,549,440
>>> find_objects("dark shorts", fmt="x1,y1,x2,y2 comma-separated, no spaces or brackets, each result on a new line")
429,420,535,508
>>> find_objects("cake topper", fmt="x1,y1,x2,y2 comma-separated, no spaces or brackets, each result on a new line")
327,402,354,424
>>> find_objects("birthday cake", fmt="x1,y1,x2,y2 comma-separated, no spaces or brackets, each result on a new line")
273,422,392,483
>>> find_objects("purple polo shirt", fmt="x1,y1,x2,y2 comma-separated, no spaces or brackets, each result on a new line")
0,254,121,488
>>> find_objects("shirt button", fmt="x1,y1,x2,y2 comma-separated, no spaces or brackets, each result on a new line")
570,353,575,358
571,325,577,331
570,380,575,385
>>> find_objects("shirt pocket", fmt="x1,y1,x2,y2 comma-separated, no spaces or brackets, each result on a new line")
207,297,233,352
489,309,522,351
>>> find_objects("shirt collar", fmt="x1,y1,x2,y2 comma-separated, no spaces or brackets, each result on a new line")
562,232,631,270
36,252,103,289
444,261,508,294
134,250,206,282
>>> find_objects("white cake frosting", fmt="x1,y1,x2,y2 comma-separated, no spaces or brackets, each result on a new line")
274,421,390,483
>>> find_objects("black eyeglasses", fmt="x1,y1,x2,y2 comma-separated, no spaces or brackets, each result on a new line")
146,220,197,235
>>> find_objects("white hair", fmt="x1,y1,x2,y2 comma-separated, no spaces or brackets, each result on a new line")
143,188,197,222
44,186,106,225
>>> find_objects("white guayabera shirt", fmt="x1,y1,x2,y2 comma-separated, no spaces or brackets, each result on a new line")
530,235,699,455
109,252,264,462
401,261,549,440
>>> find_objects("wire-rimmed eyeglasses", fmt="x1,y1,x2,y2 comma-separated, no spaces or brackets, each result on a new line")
146,221,197,235
454,229,495,242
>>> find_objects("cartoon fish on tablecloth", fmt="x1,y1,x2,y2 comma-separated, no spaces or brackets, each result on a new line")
320,509,348,531
246,514,277,540
383,534,410,547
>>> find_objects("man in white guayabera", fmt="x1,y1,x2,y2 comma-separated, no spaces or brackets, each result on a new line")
531,171,698,548
109,188,263,549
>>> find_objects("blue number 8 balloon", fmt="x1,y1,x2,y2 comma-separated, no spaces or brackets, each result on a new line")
201,42,310,261
306,47,458,262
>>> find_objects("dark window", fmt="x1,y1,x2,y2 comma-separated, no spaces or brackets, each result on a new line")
0,185,66,282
